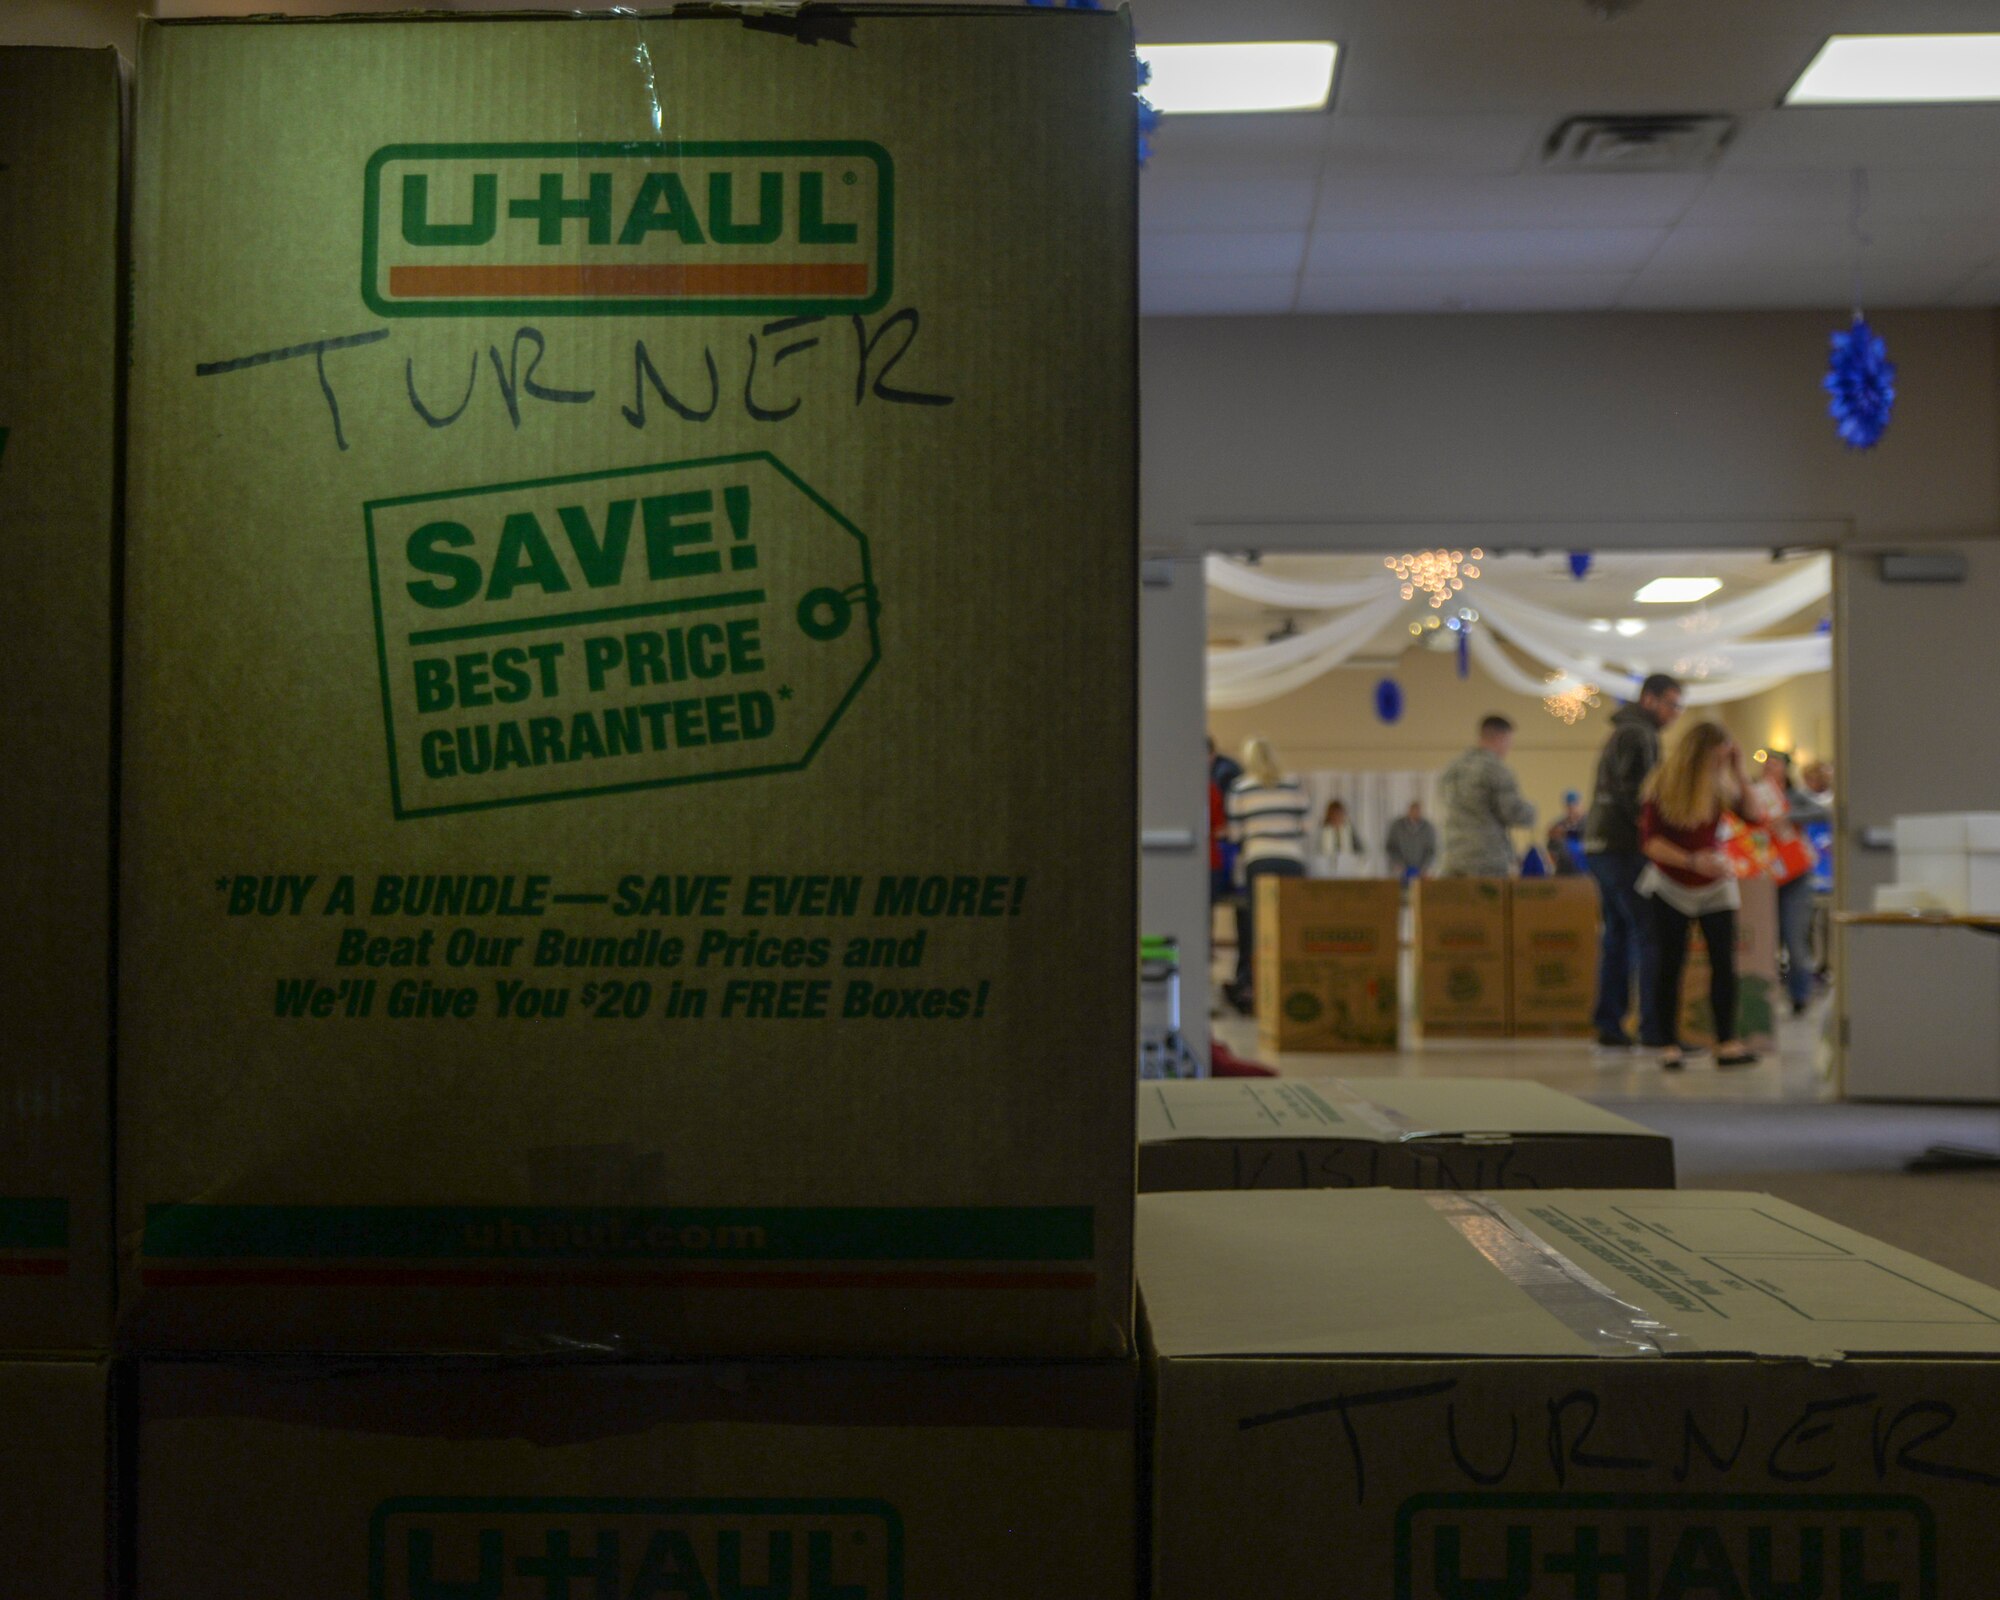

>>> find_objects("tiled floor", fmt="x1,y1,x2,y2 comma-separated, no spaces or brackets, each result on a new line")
1209,993,1837,1106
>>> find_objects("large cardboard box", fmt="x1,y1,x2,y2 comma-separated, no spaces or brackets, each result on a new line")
1137,1077,1674,1192
1143,1187,2000,1600
137,1358,1134,1600
1678,874,1780,1049
121,11,1137,1357
1416,878,1510,1036
1254,879,1400,1053
0,47,122,1352
1510,876,1600,1037
0,1359,112,1598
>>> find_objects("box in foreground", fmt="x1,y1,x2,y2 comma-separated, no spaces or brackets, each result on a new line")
0,47,122,1352
137,1359,1134,1600
1137,1077,1673,1192
120,8,1137,1357
0,1359,112,1597
1143,1187,2000,1600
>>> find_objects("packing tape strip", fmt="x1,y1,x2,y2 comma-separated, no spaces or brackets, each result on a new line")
1318,1079,1422,1140
1424,1193,1697,1357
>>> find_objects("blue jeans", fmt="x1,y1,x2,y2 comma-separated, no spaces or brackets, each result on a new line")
1588,852,1660,1042
1777,875,1815,1006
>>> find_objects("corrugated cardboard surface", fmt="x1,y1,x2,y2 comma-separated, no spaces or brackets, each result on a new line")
1136,1078,1674,1192
1510,876,1599,1035
1254,879,1400,1052
138,1359,1134,1600
1143,1189,2000,1599
121,10,1136,1358
0,1359,112,1598
1416,878,1510,1035
0,47,121,1354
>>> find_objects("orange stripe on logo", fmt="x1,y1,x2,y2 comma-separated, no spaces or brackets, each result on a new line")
387,262,871,299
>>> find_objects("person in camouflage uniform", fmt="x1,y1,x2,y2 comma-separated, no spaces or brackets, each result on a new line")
1437,715,1536,877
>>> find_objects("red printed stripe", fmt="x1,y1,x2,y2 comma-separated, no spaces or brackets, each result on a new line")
141,1265,1096,1292
387,262,870,299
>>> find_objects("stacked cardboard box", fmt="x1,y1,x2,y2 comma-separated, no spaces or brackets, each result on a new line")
1508,877,1599,1036
1416,878,1510,1036
1254,878,1401,1052
1143,1188,2000,1599
1137,1077,1674,1192
121,10,1139,1594
0,47,124,1599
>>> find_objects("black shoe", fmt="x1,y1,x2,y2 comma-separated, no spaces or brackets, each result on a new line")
1716,1046,1760,1068
1594,1030,1634,1050
1790,997,1808,1017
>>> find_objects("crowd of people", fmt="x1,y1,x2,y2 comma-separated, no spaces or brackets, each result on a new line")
1210,673,1833,1064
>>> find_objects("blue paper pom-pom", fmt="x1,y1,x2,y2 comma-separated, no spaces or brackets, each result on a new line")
1567,550,1592,580
1823,317,1896,450
1374,678,1403,725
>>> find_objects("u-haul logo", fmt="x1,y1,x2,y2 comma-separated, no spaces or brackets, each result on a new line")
1395,1494,1934,1600
362,142,893,318
370,1497,902,1600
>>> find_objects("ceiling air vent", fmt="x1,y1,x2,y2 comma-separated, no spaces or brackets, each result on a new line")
1542,113,1736,172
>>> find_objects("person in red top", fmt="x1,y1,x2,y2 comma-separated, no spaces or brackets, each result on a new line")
1637,719,1772,1069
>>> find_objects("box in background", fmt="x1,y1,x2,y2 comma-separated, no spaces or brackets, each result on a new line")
1677,874,1779,1049
1254,879,1400,1052
1894,813,2000,915
137,1359,1134,1600
1142,1187,2000,1600
1509,877,1599,1036
120,9,1137,1359
0,46,122,1353
1416,878,1510,1036
0,1359,112,1598
1137,1077,1674,1191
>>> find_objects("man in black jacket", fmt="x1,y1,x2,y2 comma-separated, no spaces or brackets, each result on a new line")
1583,673,1683,1050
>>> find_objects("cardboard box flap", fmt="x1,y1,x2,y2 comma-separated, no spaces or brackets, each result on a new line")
1139,1190,2000,1363
1137,1079,1663,1148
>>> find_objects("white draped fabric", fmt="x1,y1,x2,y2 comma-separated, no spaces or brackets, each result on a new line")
1207,553,1831,710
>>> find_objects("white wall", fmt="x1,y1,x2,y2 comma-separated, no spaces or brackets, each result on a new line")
1143,310,2000,554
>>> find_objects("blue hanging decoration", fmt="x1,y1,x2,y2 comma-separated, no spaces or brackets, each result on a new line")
1816,615,1832,635
1456,624,1470,680
1567,550,1592,580
1823,317,1896,450
1373,678,1403,725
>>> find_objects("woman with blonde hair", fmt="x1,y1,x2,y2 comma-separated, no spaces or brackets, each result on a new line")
1225,736,1311,1014
1638,719,1771,1069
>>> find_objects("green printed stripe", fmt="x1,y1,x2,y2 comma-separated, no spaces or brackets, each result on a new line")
142,1204,1093,1264
405,587,766,647
0,1197,68,1252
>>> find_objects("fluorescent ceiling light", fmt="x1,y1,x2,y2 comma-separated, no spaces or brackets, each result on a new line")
1786,34,2000,105
1588,619,1612,633
1137,42,1337,115
1614,618,1648,637
1634,578,1722,604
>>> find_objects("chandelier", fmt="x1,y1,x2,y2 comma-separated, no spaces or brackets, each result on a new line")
1543,675,1601,726
1386,548,1482,609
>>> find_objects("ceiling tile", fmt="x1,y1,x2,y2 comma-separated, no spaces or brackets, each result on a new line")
1140,275,1300,317
1725,106,2000,171
1140,172,1321,234
1679,166,1998,230
1306,226,1667,276
1316,171,1711,229
1296,272,1630,314
1618,260,1964,310
1142,231,1309,276
1320,113,1547,176
1944,267,2000,306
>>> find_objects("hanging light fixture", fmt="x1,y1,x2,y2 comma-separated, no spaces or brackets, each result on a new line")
1543,674,1602,725
1384,548,1482,609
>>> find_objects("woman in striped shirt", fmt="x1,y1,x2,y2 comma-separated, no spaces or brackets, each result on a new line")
1226,737,1311,1013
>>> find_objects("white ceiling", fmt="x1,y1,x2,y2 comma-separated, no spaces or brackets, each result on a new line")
1205,549,1825,653
1132,0,2000,314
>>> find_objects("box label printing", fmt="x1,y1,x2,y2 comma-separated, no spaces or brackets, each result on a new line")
370,1497,902,1600
366,452,878,817
362,142,893,319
